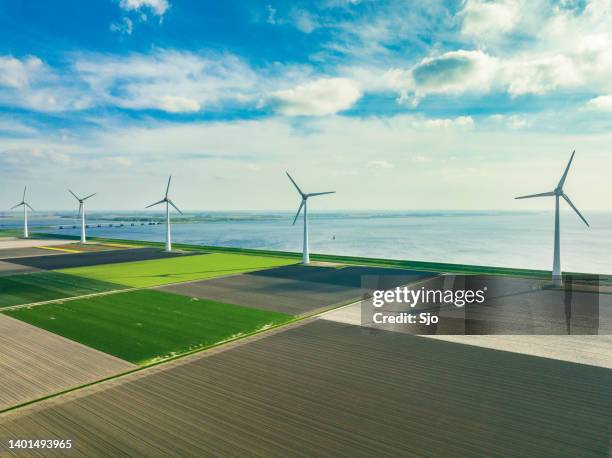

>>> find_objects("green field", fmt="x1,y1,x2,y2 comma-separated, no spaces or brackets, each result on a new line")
5,289,293,364
60,253,296,287
0,272,125,308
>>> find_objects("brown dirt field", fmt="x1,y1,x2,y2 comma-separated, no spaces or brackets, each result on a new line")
0,319,609,456
0,247,66,260
0,239,68,250
0,314,135,411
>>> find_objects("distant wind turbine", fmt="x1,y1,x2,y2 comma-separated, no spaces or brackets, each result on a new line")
11,187,34,238
287,172,335,265
515,150,589,287
146,175,183,252
69,190,96,244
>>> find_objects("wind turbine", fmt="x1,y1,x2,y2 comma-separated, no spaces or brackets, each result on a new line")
69,190,96,244
146,175,183,252
11,187,34,238
287,172,335,265
515,150,589,287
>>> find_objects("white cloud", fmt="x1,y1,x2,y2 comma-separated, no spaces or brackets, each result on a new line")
489,114,530,129
266,5,277,24
270,77,362,116
155,95,200,113
453,0,612,99
503,54,581,96
110,17,134,35
292,9,319,33
0,55,44,89
408,50,499,102
421,116,475,129
0,55,91,112
586,94,612,111
2,112,611,211
119,0,169,17
368,159,394,169
460,0,522,39
0,147,72,173
74,50,259,113
0,118,36,135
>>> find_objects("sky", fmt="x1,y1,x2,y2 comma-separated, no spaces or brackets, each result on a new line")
0,0,611,212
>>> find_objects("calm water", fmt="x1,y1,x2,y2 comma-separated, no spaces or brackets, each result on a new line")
3,211,611,275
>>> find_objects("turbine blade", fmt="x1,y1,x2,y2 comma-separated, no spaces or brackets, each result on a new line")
22,186,26,201
10,202,23,210
69,189,80,201
557,150,575,189
168,199,183,214
26,203,34,211
307,191,336,197
82,193,96,201
286,172,304,197
165,175,172,198
146,199,166,209
515,191,555,199
292,199,305,225
562,193,589,227
78,203,82,219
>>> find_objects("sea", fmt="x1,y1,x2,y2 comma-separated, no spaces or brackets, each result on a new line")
1,210,610,275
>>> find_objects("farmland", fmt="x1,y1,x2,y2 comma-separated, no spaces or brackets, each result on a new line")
6,289,293,364
1,320,609,456
0,271,124,308
0,235,609,456
61,252,297,287
0,314,135,410
7,247,189,270
161,264,435,315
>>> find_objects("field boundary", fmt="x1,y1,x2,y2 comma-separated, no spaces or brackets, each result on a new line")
0,306,324,415
0,272,441,414
32,232,612,283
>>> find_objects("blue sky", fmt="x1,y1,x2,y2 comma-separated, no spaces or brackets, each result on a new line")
0,0,611,211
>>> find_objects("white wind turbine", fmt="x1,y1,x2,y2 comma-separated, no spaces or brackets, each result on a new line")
515,150,589,287
11,187,34,238
146,175,183,252
69,190,96,244
287,172,335,265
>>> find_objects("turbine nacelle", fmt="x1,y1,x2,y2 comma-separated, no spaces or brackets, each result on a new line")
145,175,183,214
11,186,34,211
514,150,588,227
286,172,335,226
69,189,96,204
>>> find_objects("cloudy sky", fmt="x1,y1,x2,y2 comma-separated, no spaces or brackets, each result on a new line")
0,0,611,211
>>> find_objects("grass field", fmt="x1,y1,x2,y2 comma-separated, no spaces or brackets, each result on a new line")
60,252,297,287
5,289,293,364
0,272,125,308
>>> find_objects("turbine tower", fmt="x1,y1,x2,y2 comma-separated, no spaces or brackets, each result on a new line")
287,172,335,265
146,175,183,252
69,190,96,244
515,150,589,287
11,187,34,238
